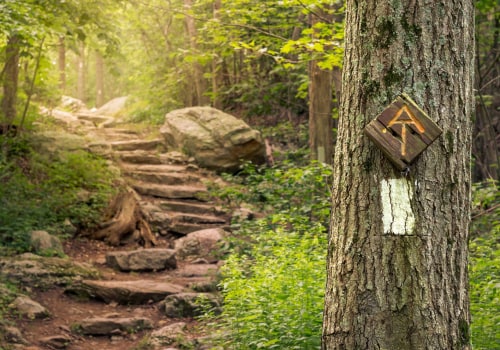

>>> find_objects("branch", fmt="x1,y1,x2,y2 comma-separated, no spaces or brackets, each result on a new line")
19,36,45,132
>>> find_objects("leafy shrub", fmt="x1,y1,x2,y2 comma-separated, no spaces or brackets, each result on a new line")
210,162,331,349
0,136,118,254
469,180,499,349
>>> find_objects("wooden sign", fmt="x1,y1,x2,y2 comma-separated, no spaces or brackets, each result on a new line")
364,94,442,170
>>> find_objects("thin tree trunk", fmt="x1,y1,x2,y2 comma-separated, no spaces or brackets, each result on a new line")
184,0,209,106
322,0,474,349
211,0,222,109
1,34,20,130
58,36,66,93
309,61,333,163
95,51,105,107
77,41,86,102
308,9,334,164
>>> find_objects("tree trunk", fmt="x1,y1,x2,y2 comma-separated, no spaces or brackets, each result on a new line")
184,0,209,106
309,61,333,163
322,1,474,349
308,9,334,164
77,41,86,102
1,34,20,130
58,36,66,93
211,0,222,109
95,51,105,108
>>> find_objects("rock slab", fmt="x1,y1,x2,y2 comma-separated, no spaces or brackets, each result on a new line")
106,248,177,272
76,316,153,335
66,279,184,304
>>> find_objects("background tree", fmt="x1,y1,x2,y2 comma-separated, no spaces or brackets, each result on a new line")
322,0,474,349
473,0,499,181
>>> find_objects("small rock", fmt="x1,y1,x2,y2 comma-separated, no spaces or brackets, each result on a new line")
30,230,64,257
174,228,227,262
9,296,50,319
147,322,186,348
39,334,72,349
163,293,221,318
3,325,28,344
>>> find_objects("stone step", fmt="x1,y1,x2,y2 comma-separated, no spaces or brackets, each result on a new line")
117,150,191,165
158,200,226,216
125,170,202,186
109,138,166,152
132,181,208,201
121,163,195,174
76,112,112,125
65,279,185,304
168,222,225,235
171,212,226,225
118,151,163,164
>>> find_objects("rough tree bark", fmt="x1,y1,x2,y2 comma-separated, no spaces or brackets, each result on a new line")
322,1,474,349
85,187,156,247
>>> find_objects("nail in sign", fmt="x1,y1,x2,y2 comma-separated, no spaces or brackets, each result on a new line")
364,94,442,170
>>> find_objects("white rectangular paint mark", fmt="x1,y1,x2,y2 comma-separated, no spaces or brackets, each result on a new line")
380,178,415,235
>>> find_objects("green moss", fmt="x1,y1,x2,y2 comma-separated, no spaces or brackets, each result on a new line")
459,319,471,346
400,16,422,43
363,158,373,172
375,18,397,48
362,72,381,97
383,65,404,87
446,131,454,151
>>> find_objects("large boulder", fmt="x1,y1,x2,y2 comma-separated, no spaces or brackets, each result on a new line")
160,107,266,172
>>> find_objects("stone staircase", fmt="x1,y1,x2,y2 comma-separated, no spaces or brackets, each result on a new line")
2,114,236,349
88,126,230,238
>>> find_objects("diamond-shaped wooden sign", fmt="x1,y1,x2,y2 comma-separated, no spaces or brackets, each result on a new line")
364,94,442,170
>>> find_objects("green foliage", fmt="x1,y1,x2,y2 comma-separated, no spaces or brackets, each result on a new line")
121,98,165,125
210,162,331,349
0,135,117,254
469,180,500,349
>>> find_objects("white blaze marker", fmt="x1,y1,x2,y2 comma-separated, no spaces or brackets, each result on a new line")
380,179,415,235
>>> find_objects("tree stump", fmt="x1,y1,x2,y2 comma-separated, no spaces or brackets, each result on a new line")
85,187,156,247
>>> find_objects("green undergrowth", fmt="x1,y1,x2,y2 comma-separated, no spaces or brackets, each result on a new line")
0,134,118,255
207,162,498,349
469,180,499,350
207,161,332,349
